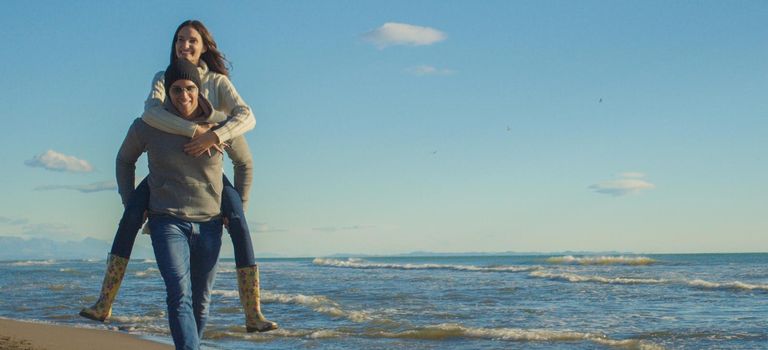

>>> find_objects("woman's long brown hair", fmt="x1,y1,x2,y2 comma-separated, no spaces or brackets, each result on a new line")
171,20,230,77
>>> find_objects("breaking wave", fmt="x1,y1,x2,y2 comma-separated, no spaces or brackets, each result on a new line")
212,290,373,322
530,271,768,292
134,267,160,277
205,323,663,349
546,255,657,266
313,258,538,273
264,291,373,322
206,328,344,341
686,279,768,292
110,314,164,324
530,270,666,285
11,260,58,266
375,323,664,349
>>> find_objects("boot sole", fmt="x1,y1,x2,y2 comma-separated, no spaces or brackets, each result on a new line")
79,310,107,322
246,324,279,333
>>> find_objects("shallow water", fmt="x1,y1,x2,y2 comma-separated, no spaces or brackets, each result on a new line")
0,254,766,349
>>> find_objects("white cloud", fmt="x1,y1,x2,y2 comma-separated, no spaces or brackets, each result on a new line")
34,180,116,193
25,150,93,173
312,225,376,233
619,172,646,178
590,173,655,196
363,22,446,48
248,222,287,233
20,222,80,240
0,216,28,226
407,65,455,76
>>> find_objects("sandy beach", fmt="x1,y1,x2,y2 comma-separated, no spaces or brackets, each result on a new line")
0,318,171,350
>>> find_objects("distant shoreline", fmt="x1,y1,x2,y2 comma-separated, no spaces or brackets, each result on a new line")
1,251,766,263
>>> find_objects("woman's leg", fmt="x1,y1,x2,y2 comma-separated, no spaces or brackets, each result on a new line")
189,218,223,339
150,216,198,350
221,176,255,268
80,178,150,322
220,175,278,332
110,178,150,258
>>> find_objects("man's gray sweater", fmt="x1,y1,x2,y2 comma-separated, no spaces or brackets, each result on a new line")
116,99,253,222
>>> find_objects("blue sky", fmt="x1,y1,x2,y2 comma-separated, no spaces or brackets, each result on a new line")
1,1,766,256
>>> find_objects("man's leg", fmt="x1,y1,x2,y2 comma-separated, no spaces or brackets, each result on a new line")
150,216,198,350
190,218,223,339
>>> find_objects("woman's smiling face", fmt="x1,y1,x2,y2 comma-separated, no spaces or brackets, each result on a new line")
175,26,206,65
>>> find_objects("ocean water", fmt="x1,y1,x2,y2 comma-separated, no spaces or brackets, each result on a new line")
0,254,766,349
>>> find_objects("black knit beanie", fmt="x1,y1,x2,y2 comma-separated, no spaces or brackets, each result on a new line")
164,58,202,96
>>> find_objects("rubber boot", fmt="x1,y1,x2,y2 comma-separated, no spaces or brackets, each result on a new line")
79,254,129,322
237,265,278,332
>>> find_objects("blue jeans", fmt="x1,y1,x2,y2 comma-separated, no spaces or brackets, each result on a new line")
149,215,222,350
111,175,256,268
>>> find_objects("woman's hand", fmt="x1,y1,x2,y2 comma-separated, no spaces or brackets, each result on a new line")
193,123,214,137
185,124,221,157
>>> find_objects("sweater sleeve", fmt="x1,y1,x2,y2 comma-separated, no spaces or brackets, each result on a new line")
224,136,254,208
211,75,256,143
116,120,146,206
141,71,198,138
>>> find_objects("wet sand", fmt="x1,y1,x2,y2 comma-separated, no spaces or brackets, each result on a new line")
0,318,171,350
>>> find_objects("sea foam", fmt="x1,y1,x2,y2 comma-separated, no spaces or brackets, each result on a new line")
110,314,165,324
212,289,373,322
530,270,666,285
686,279,768,292
11,260,58,266
373,323,664,349
530,270,768,292
263,291,373,322
313,258,537,273
134,267,159,277
200,323,664,349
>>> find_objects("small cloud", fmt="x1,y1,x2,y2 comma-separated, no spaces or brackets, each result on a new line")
341,225,376,230
590,173,655,197
21,222,80,240
619,172,646,178
34,180,117,193
0,216,29,226
25,150,93,173
363,22,446,48
407,65,455,76
248,222,287,233
312,225,375,233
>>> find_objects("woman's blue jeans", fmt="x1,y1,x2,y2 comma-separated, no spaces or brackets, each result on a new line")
110,175,256,268
149,215,222,350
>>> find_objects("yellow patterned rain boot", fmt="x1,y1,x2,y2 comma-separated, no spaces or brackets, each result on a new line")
237,265,278,332
79,254,129,322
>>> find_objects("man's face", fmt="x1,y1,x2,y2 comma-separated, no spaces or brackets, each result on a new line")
169,79,199,118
